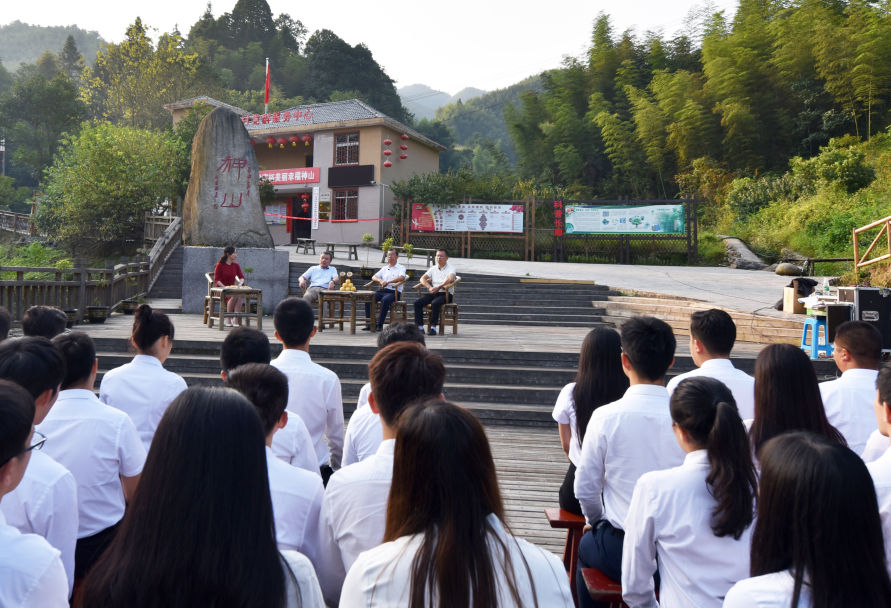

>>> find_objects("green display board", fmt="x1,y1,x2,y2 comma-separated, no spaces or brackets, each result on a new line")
565,204,685,235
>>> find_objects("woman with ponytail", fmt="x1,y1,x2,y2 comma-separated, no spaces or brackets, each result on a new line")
551,328,628,515
621,377,756,607
99,305,187,451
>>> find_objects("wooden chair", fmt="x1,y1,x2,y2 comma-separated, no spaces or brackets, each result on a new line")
545,508,586,607
202,273,221,326
400,276,461,334
581,568,626,607
361,279,407,328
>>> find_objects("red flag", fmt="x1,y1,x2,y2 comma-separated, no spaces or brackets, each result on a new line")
264,58,270,105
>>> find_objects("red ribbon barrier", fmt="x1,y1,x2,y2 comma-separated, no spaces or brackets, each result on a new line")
264,213,394,223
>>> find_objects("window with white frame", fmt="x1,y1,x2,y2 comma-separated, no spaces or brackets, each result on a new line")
335,132,359,165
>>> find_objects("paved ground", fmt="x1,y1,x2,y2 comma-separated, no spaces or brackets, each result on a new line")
280,245,804,317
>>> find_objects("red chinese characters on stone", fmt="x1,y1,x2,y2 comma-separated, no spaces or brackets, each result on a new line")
215,156,249,208
220,193,243,208
217,156,248,182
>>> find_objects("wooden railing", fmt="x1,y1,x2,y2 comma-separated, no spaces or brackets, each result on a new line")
853,215,891,279
0,216,182,321
0,209,32,236
144,213,177,246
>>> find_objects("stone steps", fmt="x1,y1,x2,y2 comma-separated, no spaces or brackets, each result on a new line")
148,245,184,299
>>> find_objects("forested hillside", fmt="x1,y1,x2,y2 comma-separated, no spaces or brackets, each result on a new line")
398,84,487,120
0,21,103,70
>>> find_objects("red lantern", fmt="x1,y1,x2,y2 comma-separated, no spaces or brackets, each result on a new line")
289,135,300,147
300,193,309,201
383,160,392,167
401,134,410,140
266,136,276,149
383,149,392,156
400,153,408,159
276,137,287,149
301,202,310,213
383,138,392,146
302,134,313,147
400,144,408,150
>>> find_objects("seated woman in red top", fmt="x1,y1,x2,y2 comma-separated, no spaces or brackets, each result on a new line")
213,246,245,327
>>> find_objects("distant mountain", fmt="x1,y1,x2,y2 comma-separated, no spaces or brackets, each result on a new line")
0,21,104,71
398,84,487,120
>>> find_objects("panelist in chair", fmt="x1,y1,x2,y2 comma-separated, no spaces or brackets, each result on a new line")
299,252,339,305
413,249,456,336
364,249,406,332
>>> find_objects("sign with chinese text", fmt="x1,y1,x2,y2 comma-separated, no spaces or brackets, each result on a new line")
411,203,524,233
311,187,320,230
564,204,685,235
264,203,286,225
241,109,315,126
259,167,320,185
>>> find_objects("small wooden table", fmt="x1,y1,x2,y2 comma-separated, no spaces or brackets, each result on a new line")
209,287,263,331
295,238,316,254
381,246,437,267
318,289,376,334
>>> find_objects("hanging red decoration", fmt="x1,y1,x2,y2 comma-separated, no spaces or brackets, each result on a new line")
383,149,392,156
289,135,300,147
383,160,392,167
300,192,310,201
302,134,313,147
276,137,287,149
401,134,410,140
400,153,408,159
400,144,408,150
301,202,310,213
266,136,276,149
383,138,392,146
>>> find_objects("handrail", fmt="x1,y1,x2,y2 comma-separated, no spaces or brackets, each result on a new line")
0,210,32,236
146,217,182,295
853,215,891,279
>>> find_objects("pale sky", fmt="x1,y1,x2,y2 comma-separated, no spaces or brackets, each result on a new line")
3,0,738,94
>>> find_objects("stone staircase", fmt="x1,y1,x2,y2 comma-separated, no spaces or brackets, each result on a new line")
147,245,183,299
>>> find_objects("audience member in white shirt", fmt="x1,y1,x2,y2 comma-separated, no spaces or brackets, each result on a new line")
343,323,427,466
42,332,146,582
749,344,846,460
79,387,324,607
318,341,445,605
224,363,324,569
341,400,573,607
552,328,627,517
271,297,344,484
724,432,891,607
666,309,755,419
622,377,756,607
574,316,684,608
868,363,891,577
819,321,882,454
364,249,407,331
99,305,187,452
863,428,889,462
0,380,69,607
219,327,319,475
21,304,68,339
0,336,78,596
413,248,457,336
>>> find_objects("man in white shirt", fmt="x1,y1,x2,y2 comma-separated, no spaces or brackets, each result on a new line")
574,316,684,608
343,323,426,466
0,380,69,607
820,321,882,455
868,363,891,576
364,249,406,331
413,248,457,336
666,309,755,420
316,341,446,604
0,337,78,597
271,297,344,484
299,252,339,305
42,332,146,582
225,363,324,571
219,328,319,475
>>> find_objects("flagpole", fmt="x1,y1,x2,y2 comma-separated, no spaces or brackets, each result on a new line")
264,57,270,115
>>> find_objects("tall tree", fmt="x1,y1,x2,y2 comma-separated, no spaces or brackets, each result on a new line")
59,35,84,82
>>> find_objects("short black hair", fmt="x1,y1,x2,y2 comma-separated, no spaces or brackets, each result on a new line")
0,336,65,399
377,322,426,349
0,380,36,467
834,321,882,365
436,249,448,257
273,297,314,347
620,316,676,381
368,342,445,425
22,305,68,339
0,306,11,341
690,309,736,356
220,328,271,372
877,363,891,405
53,331,96,390
224,363,288,435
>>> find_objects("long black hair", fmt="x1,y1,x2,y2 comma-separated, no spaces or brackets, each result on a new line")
573,327,628,445
217,245,236,265
752,432,891,608
79,387,286,607
670,377,756,539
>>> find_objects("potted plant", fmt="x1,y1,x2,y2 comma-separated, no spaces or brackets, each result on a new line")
360,233,375,279
402,243,415,278
86,300,110,324
63,309,78,328
120,299,140,314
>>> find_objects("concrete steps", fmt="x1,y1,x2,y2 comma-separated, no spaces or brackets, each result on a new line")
148,245,184,299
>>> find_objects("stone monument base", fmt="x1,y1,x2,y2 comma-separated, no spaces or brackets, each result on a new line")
182,247,290,315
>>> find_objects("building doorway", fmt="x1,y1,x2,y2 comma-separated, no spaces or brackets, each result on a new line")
290,195,312,242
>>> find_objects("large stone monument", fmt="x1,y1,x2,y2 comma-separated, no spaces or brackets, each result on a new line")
180,107,289,314
183,107,274,247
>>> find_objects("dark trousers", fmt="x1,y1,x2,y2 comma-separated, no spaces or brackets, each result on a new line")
414,292,451,326
74,521,120,579
365,289,397,328
559,463,583,516
576,520,624,608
